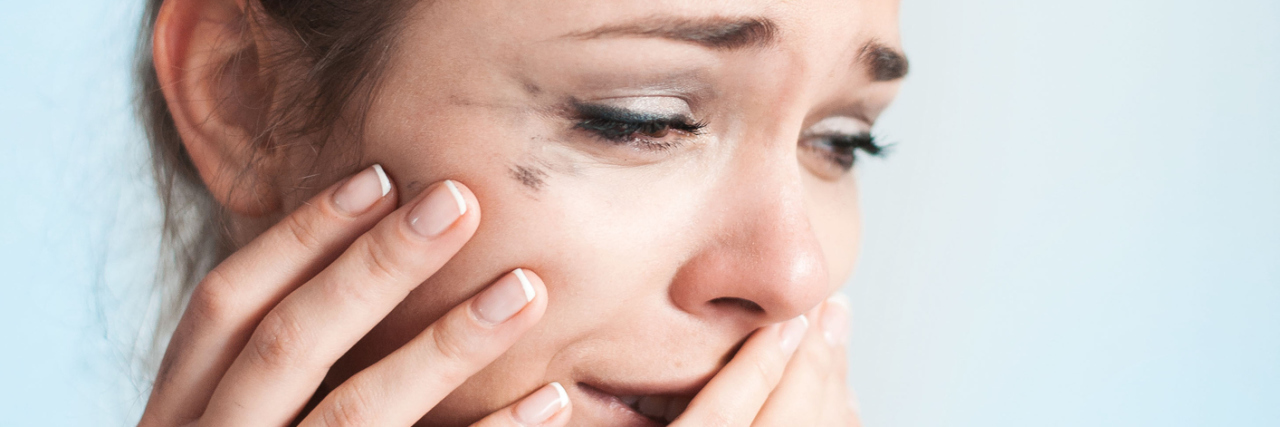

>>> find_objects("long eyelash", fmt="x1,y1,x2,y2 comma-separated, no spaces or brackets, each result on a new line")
829,133,887,157
809,132,889,170
572,103,706,146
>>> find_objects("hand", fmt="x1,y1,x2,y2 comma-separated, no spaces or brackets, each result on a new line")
138,165,572,427
673,296,861,427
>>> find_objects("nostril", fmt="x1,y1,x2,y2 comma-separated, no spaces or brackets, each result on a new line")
709,297,764,314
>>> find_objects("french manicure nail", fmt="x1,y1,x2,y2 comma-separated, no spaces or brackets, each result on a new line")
472,268,536,325
407,180,467,238
514,382,568,425
822,294,850,346
332,164,390,215
779,315,809,354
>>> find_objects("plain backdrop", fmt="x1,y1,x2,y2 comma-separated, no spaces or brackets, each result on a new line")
1,1,1277,426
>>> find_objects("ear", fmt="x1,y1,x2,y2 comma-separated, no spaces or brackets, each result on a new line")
154,0,281,216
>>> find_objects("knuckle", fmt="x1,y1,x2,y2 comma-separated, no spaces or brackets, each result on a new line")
319,384,378,427
186,269,239,325
248,308,312,372
280,208,326,249
355,233,409,283
426,320,478,378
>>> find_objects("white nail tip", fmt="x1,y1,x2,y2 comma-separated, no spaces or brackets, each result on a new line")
514,268,535,302
372,164,390,197
828,292,852,309
443,180,467,216
550,382,569,408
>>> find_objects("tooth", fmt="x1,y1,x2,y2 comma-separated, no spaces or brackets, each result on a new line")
638,396,670,418
664,397,690,422
619,395,640,406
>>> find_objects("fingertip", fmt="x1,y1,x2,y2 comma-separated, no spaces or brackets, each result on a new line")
440,179,481,219
513,268,536,302
372,164,391,196
822,294,851,347
779,315,809,355
332,164,397,216
513,382,571,426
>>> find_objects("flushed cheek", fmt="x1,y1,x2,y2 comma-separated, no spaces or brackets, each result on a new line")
415,179,699,425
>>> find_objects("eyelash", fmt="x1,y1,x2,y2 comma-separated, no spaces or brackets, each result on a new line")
802,133,886,170
573,103,706,151
573,103,885,171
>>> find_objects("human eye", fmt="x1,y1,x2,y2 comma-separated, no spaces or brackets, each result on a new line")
571,97,707,152
799,116,886,172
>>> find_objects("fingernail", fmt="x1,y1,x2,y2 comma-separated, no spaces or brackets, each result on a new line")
407,180,467,238
779,315,809,354
332,164,390,215
514,382,568,425
472,268,536,325
822,293,850,346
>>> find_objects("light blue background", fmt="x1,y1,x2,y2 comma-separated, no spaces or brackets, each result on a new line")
2,0,1277,426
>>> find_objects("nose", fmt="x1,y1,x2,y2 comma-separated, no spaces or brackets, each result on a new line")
668,157,831,329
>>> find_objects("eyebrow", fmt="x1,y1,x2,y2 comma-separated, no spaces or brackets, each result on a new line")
565,16,779,50
859,40,910,81
566,16,909,81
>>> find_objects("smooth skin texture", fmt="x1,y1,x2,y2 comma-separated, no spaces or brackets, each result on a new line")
143,0,902,425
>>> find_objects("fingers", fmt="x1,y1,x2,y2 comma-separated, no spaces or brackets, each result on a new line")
671,315,809,427
752,294,865,427
754,294,855,427
299,269,549,426
201,179,480,427
142,165,396,426
469,382,572,427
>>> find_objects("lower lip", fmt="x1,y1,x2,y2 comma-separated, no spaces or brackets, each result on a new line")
575,382,666,427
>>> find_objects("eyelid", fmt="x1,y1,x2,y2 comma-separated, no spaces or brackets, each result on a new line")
802,116,870,137
580,95,696,118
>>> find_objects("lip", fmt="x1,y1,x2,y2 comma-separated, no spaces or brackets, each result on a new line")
572,375,708,426
575,382,666,427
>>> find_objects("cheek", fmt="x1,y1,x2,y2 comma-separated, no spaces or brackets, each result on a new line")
804,172,863,286
338,100,711,422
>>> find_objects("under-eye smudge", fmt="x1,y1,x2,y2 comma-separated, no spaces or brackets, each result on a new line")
521,79,543,95
510,164,549,191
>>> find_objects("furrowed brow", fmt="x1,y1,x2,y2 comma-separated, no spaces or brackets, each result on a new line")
859,40,910,81
565,16,779,50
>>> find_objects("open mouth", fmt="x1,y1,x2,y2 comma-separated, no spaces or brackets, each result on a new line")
617,394,691,424
578,382,693,425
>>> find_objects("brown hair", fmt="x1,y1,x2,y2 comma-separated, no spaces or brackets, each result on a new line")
135,0,411,360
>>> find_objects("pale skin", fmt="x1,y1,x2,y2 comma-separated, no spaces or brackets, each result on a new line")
141,0,904,425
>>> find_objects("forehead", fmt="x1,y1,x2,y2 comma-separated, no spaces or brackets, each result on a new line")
415,0,904,59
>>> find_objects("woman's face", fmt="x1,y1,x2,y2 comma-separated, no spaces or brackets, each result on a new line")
287,0,905,424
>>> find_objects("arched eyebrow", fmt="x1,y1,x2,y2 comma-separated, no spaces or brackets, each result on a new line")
563,16,779,50
860,40,910,81
564,16,909,81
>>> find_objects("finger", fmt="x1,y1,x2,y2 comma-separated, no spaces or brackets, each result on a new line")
300,269,549,426
823,294,863,427
752,301,836,427
141,164,395,426
469,382,573,427
671,315,809,427
819,294,860,427
202,179,478,427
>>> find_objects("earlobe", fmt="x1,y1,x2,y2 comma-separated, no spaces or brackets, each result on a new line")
153,0,281,217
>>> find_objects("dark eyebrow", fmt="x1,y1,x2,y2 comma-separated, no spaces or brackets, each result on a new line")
565,16,779,50
859,40,910,81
